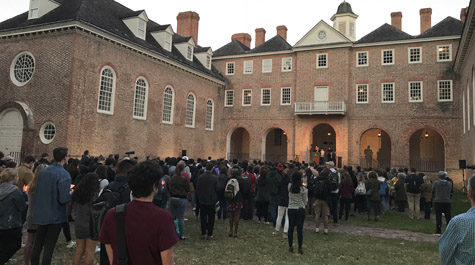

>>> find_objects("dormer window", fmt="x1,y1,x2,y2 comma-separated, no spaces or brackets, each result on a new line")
206,55,211,69
138,20,146,39
151,25,174,52
194,47,213,70
121,11,149,40
28,0,60,20
187,46,193,60
164,33,172,51
29,0,39,19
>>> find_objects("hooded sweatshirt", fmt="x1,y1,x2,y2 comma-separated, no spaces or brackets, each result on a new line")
0,182,26,229
432,178,452,203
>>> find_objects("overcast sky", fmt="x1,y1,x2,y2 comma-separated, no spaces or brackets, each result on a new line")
0,0,469,49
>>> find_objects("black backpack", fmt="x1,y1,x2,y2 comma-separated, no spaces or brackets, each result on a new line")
241,172,252,195
329,171,340,191
406,174,421,193
313,179,328,200
308,175,318,197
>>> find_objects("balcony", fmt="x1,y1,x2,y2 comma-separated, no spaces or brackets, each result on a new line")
294,101,346,115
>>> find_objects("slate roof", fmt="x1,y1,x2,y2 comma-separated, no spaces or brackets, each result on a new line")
120,10,145,19
251,35,292,53
0,0,224,82
194,46,211,53
213,40,251,57
356,23,414,44
418,17,464,38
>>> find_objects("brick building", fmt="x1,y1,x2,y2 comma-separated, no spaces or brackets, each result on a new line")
0,0,470,180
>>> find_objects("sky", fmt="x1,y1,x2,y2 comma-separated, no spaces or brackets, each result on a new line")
0,0,469,50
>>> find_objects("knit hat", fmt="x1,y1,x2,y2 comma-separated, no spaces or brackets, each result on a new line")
277,163,284,172
438,171,446,179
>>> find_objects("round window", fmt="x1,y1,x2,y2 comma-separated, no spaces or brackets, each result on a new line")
10,52,35,86
40,122,56,144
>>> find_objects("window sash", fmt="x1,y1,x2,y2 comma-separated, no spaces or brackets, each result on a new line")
262,59,272,73
226,62,235,75
317,54,328,68
357,52,368,66
437,80,453,102
281,87,291,105
225,90,234,106
409,82,423,102
356,84,368,103
282,57,292,71
261,88,271,106
381,83,394,103
243,89,252,106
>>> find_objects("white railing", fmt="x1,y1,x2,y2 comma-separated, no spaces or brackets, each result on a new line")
294,101,346,115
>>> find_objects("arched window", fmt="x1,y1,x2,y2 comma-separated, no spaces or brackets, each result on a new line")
185,93,195,128
97,66,116,114
133,77,148,120
205,99,214,130
162,86,174,124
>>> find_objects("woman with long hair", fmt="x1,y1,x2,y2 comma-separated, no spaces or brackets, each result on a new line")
169,162,190,240
226,166,244,237
338,172,354,221
71,173,100,265
287,172,307,254
94,165,109,192
24,163,47,265
255,166,270,224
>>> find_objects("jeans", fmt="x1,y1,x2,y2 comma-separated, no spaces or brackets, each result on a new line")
367,200,381,220
407,193,421,219
199,204,216,236
288,208,305,249
217,196,228,220
339,198,352,221
275,206,289,233
170,197,187,238
31,223,62,265
381,195,390,213
434,202,451,234
269,195,279,226
330,193,339,224
0,227,22,264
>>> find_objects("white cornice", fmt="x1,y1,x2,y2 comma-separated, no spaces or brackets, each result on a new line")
454,3,475,73
353,35,461,48
293,43,353,52
213,50,293,60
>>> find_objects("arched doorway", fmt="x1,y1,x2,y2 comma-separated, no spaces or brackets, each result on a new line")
360,129,391,169
227,127,250,161
262,128,287,163
310,123,336,164
0,108,24,162
409,128,445,172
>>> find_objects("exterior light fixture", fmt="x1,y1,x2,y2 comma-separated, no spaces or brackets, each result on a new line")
327,132,331,136
424,131,429,138
377,131,381,137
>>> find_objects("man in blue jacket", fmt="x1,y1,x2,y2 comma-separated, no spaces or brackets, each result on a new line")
31,147,71,265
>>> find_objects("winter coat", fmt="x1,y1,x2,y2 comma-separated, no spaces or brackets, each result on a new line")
255,177,271,202
394,179,407,202
365,177,381,201
267,171,282,196
277,174,290,207
433,179,452,203
421,183,432,201
0,182,26,229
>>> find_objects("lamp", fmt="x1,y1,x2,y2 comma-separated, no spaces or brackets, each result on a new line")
377,131,381,137
327,132,331,136
424,131,429,138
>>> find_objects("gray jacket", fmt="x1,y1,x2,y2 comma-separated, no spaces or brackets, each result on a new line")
432,179,452,203
0,182,26,229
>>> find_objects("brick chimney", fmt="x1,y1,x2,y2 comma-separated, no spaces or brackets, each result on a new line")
277,25,287,41
391,12,402,31
255,28,266,47
420,8,432,34
176,11,200,45
460,7,468,23
231,33,252,48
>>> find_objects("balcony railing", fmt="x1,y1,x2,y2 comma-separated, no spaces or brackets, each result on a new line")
294,101,346,115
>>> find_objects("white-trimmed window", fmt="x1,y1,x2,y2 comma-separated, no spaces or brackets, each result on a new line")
356,84,368,104
186,45,193,61
356,51,368,67
409,81,423,102
162,86,174,124
138,20,146,39
39,122,56,144
185,93,196,128
133,77,148,119
281,87,291,105
468,88,471,131
242,89,252,106
225,90,234,107
437,45,452,62
10,52,35,86
262,59,272,73
29,0,39,19
282,57,292,72
244,60,253,74
408,47,422,64
206,55,211,69
97,66,116,114
226,62,235,75
437,80,453,102
317,53,328,68
205,99,214,131
382,83,395,103
261,88,271,106
381,49,394,65
164,33,172,51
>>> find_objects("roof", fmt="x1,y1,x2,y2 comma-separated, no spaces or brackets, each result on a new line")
194,46,211,53
336,1,356,15
120,10,145,19
251,35,292,53
356,23,414,44
213,40,251,57
0,0,224,82
418,17,464,38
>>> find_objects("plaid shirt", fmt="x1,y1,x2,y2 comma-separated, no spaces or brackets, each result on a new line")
439,206,475,265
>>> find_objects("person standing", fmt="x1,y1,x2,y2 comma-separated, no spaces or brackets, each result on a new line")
273,169,290,238
16,155,35,190
394,173,407,212
216,167,230,222
31,147,71,265
420,175,433,220
196,162,218,239
365,171,381,221
255,167,271,224
287,172,307,254
226,166,244,237
405,168,423,219
432,171,453,236
326,161,340,226
338,172,354,221
438,175,475,265
169,162,190,240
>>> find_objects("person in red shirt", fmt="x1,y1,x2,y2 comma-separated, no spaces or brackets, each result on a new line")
99,161,178,265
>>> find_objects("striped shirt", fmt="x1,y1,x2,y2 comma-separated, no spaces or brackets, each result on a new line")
438,206,475,265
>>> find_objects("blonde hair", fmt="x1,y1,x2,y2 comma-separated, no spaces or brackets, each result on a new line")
423,175,431,184
0,168,18,183
27,164,47,195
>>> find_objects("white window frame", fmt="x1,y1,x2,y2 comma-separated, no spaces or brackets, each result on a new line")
97,66,116,115
138,19,146,39
281,87,291,105
243,60,253,74
29,0,39,19
205,99,214,131
242,89,252,106
408,81,423,102
437,80,453,102
162,86,175,124
316,53,328,69
261,88,271,106
185,93,196,128
10,51,36,87
282,57,292,72
437,44,452,62
133,77,149,120
186,45,193,61
467,87,471,131
206,55,211,69
408,47,422,64
356,84,369,104
224,90,234,107
381,83,395,103
39,121,56,144
226,62,235,75
164,33,172,52
262,59,272,73
381,49,394,65
356,51,368,67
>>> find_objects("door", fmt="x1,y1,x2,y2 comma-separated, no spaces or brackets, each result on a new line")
314,86,329,101
0,109,23,156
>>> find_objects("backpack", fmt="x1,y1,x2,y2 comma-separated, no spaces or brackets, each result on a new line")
240,172,252,195
406,174,421,193
225,178,240,200
313,179,328,200
355,181,366,195
307,175,318,197
329,171,340,191
379,180,387,196
89,183,128,240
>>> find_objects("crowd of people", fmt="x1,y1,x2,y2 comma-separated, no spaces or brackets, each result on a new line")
0,149,474,265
